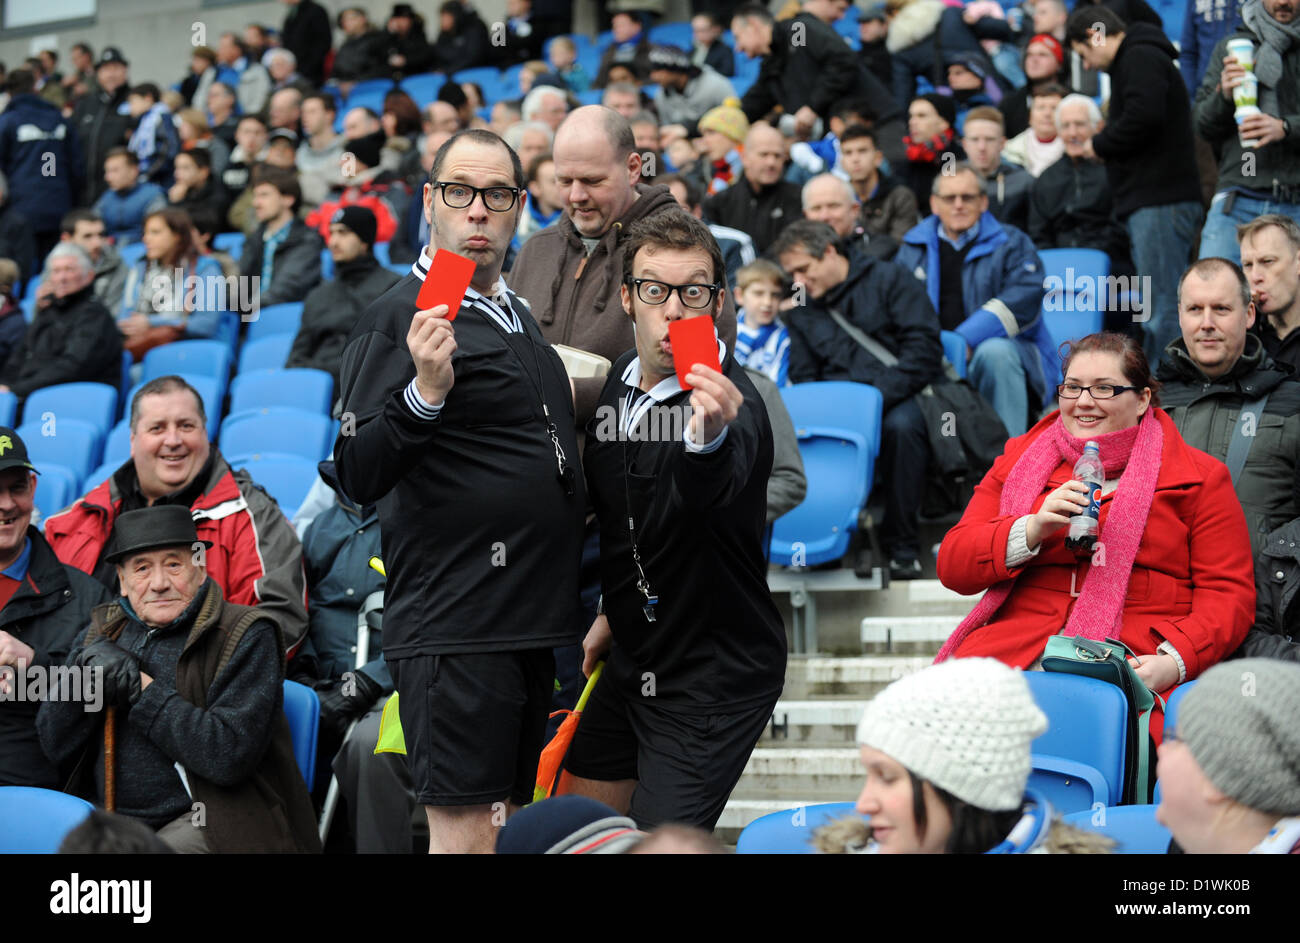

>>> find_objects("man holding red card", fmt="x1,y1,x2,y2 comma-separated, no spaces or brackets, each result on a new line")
334,129,586,853
559,211,787,830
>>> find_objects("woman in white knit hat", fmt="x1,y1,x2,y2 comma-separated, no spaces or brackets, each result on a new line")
1156,659,1300,854
816,658,1112,853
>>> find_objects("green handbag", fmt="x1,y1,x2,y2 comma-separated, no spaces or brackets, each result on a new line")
1040,635,1159,805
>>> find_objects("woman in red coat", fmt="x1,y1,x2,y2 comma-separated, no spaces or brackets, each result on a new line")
936,332,1255,740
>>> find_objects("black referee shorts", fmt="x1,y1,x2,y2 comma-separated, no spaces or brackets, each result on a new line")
389,649,554,807
564,673,777,830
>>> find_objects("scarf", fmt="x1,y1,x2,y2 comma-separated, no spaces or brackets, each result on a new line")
1242,0,1300,114
904,127,955,164
935,408,1164,662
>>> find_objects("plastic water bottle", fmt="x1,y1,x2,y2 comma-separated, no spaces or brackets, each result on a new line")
1064,441,1103,554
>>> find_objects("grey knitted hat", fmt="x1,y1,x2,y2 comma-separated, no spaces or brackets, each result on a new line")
1177,659,1300,817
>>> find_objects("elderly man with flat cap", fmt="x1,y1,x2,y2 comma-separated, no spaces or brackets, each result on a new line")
38,504,321,853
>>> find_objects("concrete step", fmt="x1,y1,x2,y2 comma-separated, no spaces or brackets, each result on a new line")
859,615,962,653
760,698,871,743
781,654,931,699
731,747,862,801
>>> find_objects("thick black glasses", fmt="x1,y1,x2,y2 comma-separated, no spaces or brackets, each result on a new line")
627,278,720,309
433,181,521,212
1057,383,1143,400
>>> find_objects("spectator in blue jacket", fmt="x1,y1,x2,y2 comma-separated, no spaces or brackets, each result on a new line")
126,83,181,189
94,147,167,245
0,68,84,262
1181,0,1245,96
895,163,1054,438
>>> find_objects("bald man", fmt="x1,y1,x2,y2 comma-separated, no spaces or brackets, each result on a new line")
802,172,897,260
701,122,803,255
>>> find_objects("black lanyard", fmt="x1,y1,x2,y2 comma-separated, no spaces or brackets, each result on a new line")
619,387,659,623
467,295,575,497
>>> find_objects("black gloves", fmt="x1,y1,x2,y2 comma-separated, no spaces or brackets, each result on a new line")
315,670,383,738
75,639,142,708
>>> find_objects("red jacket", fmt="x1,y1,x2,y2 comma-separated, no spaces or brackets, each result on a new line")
43,453,309,654
937,409,1255,738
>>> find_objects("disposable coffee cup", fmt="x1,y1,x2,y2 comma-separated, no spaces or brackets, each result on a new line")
1233,72,1259,109
1236,104,1262,148
1227,38,1255,71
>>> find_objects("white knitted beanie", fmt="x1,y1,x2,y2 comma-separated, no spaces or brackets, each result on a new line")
856,658,1048,812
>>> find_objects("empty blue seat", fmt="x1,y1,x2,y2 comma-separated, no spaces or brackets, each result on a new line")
224,453,319,517
19,294,38,323
83,459,121,492
1152,679,1197,804
126,374,223,440
104,419,132,465
220,408,335,462
1039,248,1110,367
1063,805,1172,854
117,242,147,267
0,786,94,853
215,311,242,361
142,340,232,391
118,350,133,413
452,66,503,89
283,680,319,785
0,391,16,427
229,369,334,416
213,231,245,256
736,802,861,854
23,383,118,436
238,334,294,374
33,464,76,524
18,419,102,484
941,330,967,379
576,89,604,106
399,72,446,106
373,241,391,265
769,382,883,566
1024,672,1129,810
648,22,694,48
320,246,335,280
247,302,304,342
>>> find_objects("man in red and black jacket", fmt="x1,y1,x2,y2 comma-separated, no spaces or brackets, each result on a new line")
44,376,309,654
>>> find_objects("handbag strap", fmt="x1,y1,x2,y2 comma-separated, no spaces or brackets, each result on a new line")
1224,393,1269,487
826,306,899,366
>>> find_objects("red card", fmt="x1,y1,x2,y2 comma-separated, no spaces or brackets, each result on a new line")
416,249,477,322
668,316,721,387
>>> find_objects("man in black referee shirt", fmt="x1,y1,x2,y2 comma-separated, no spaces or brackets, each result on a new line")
559,211,788,830
334,129,586,853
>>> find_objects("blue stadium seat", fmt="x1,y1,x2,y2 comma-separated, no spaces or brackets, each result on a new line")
33,464,76,524
18,419,102,484
228,368,334,416
282,680,319,786
215,311,242,361
213,231,245,256
220,408,335,462
500,63,525,98
104,419,132,465
453,66,504,90
1039,248,1110,373
19,294,38,323
117,242,147,267
399,72,446,106
373,241,391,265
1024,672,1129,810
577,89,604,106
247,302,304,342
1063,805,1172,854
941,330,967,379
344,79,396,117
23,383,118,437
1153,679,1197,804
769,382,884,566
594,29,615,54
119,350,133,415
648,22,694,48
0,391,16,427
833,7,861,50
736,802,861,854
83,459,121,492
142,340,232,391
126,374,223,440
0,787,94,853
224,453,319,517
238,334,294,374
320,246,335,280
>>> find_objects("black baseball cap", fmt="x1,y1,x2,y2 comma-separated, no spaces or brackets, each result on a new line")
0,427,39,476
97,46,129,69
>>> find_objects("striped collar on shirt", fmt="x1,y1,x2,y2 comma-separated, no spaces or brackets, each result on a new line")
410,248,524,334
619,334,728,436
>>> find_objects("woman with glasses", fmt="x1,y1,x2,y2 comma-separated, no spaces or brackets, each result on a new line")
934,331,1255,742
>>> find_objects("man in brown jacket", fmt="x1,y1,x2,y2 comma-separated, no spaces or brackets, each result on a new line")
510,105,738,427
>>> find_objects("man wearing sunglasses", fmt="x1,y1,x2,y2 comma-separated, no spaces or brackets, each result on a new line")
558,210,786,832
895,162,1056,439
335,128,586,853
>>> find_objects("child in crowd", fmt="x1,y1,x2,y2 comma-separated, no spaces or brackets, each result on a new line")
697,103,747,195
734,259,789,386
547,37,591,94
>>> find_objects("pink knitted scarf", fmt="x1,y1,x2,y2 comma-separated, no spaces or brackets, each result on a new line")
935,408,1165,662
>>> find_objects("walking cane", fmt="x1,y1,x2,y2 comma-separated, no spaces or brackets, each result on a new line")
104,706,117,812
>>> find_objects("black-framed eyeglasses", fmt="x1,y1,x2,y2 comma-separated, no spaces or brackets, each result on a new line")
432,181,521,212
626,278,720,309
1057,383,1143,400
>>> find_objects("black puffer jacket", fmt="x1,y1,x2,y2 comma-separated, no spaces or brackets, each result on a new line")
0,529,113,788
432,4,491,76
333,29,391,82
0,285,122,400
1241,517,1300,662
287,254,401,385
785,248,944,410
1029,153,1131,263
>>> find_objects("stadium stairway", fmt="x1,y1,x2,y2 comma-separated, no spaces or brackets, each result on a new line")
714,578,979,844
